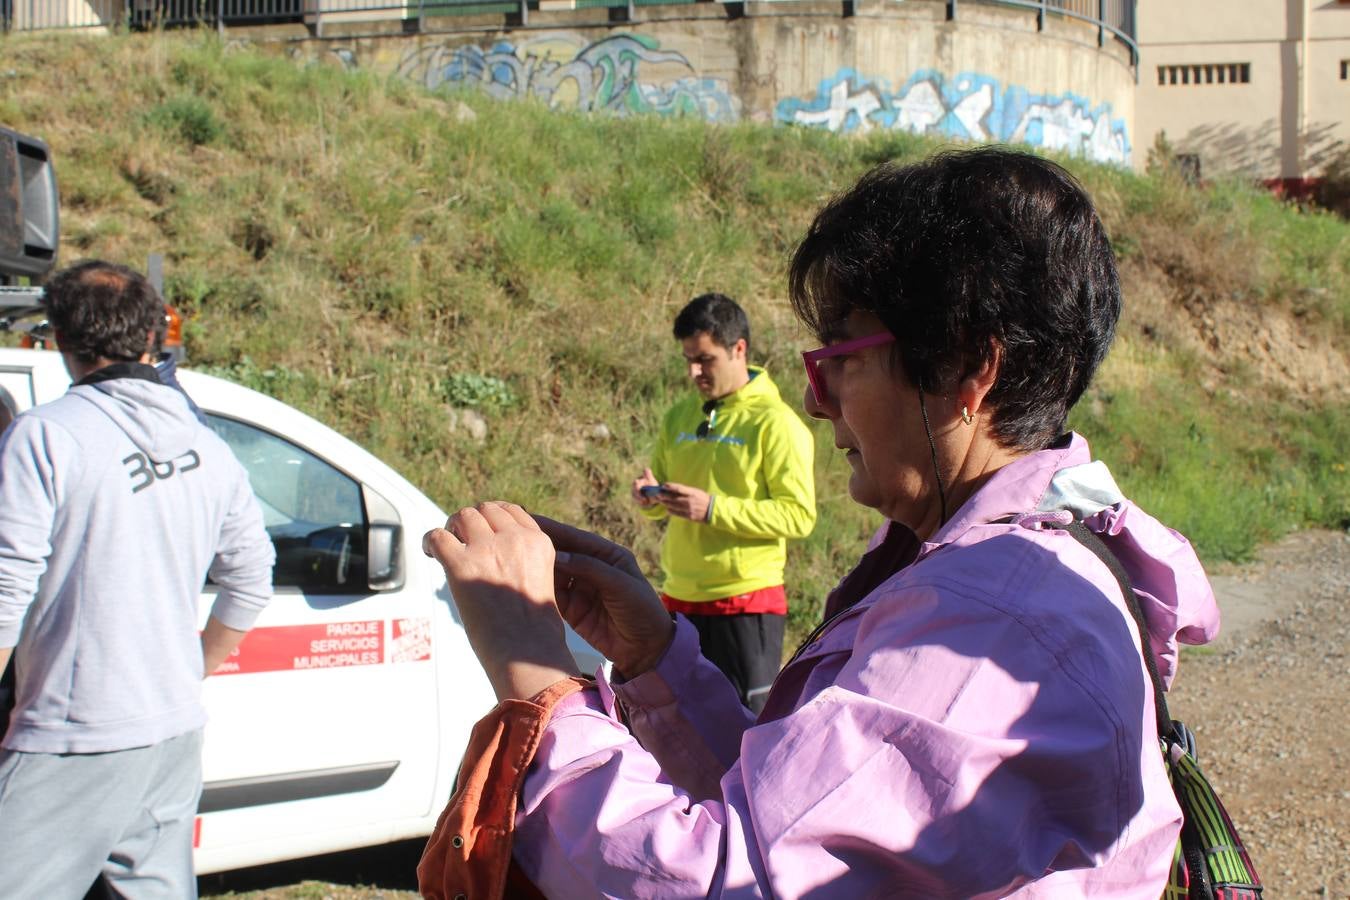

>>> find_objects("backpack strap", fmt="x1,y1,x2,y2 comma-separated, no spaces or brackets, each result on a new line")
1064,524,1261,894
1061,521,1177,748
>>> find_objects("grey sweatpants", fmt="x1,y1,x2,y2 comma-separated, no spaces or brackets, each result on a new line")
0,729,203,899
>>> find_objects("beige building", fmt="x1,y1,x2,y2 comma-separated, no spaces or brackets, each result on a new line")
1136,0,1350,183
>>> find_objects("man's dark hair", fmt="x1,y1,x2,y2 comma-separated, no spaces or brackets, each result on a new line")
788,146,1120,451
673,293,751,354
44,260,166,365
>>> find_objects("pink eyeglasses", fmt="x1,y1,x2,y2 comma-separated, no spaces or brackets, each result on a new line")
801,331,896,405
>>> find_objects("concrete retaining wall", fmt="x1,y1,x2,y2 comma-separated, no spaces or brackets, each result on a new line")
246,0,1136,165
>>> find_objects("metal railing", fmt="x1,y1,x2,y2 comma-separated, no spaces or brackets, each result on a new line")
2,0,1136,64
4,0,331,30
977,0,1136,65
0,0,514,30
2,0,119,31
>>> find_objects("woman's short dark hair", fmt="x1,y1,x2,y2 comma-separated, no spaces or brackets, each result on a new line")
45,260,166,365
673,293,751,354
789,147,1120,451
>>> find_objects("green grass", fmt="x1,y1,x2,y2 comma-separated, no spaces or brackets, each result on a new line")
1069,374,1350,563
2,31,1347,645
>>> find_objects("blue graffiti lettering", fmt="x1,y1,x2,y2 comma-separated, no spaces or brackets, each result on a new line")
396,33,740,122
776,68,1130,166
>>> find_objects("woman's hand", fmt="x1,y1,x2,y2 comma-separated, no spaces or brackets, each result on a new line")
534,515,675,678
423,502,581,701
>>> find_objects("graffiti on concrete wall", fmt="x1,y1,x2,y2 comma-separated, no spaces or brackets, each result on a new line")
776,68,1130,166
396,34,740,122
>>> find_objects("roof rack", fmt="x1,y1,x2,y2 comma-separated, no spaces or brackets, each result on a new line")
0,284,48,336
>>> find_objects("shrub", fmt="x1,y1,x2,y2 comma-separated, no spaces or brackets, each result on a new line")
1312,146,1350,221
145,95,222,146
441,373,519,412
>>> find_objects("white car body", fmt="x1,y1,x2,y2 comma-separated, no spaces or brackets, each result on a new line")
0,346,603,875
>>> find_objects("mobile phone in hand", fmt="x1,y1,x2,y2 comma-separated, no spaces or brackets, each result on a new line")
639,484,665,498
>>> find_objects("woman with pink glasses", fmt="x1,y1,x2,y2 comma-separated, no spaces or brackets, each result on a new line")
418,148,1220,898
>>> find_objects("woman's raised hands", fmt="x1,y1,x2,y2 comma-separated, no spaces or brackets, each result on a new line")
423,502,580,701
534,515,675,679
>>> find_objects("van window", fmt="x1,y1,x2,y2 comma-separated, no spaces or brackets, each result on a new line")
207,415,370,593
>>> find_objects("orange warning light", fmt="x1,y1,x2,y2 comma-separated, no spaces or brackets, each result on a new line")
164,305,183,349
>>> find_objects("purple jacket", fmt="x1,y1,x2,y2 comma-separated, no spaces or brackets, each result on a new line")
513,434,1220,897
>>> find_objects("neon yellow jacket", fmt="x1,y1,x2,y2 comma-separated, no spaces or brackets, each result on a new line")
643,367,816,602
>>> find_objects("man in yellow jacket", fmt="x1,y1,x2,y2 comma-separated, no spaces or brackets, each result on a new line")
634,293,816,712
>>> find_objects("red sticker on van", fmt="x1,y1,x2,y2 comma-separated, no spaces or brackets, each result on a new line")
212,620,384,675
391,617,432,663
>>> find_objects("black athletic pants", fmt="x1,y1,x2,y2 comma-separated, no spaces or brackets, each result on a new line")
685,612,785,714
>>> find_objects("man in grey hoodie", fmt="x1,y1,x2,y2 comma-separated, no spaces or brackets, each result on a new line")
0,260,275,898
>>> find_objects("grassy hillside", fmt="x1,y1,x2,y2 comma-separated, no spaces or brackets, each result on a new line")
2,32,1347,639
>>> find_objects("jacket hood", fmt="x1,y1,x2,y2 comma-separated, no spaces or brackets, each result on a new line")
68,376,199,462
1076,491,1221,690
923,432,1220,689
715,366,782,411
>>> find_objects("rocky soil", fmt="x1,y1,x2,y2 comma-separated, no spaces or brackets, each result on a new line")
199,529,1350,899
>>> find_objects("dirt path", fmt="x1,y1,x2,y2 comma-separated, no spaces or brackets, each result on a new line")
200,530,1350,898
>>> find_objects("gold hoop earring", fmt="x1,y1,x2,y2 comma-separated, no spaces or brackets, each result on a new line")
961,405,973,425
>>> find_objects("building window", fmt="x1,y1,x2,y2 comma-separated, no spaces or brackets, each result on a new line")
1342,60,1349,80
1157,63,1250,86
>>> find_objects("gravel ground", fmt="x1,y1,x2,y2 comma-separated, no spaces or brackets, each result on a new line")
200,529,1350,899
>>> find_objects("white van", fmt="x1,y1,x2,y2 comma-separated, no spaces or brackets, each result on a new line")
0,344,604,875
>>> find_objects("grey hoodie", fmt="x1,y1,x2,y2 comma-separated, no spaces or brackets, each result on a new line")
0,366,274,753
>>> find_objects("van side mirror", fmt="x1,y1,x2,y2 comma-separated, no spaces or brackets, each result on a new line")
0,126,58,280
362,484,404,592
367,523,402,591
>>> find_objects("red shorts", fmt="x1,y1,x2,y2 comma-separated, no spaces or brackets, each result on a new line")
661,584,786,617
